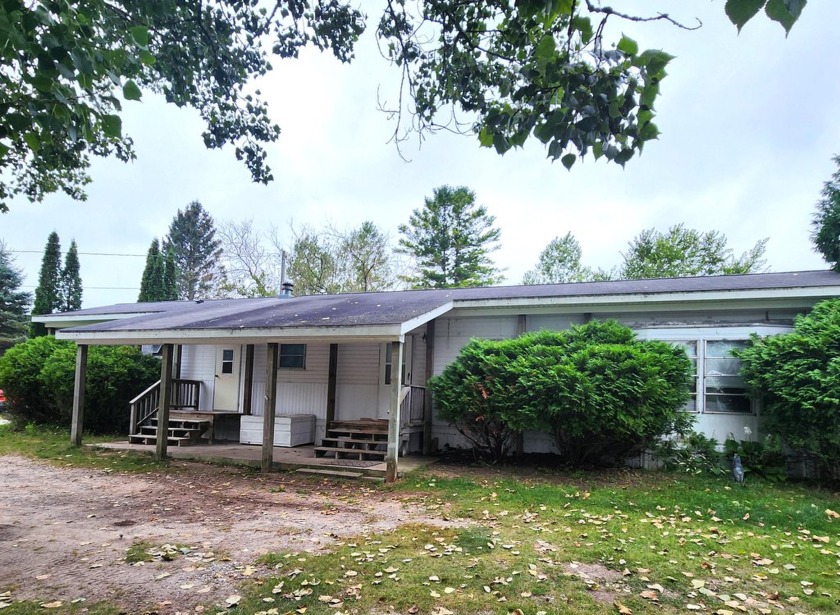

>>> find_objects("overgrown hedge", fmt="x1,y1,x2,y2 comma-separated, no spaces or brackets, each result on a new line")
430,320,694,465
0,337,160,433
739,298,840,484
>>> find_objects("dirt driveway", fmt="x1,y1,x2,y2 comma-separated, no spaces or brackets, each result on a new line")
0,455,454,613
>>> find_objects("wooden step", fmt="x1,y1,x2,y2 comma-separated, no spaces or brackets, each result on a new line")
313,446,387,460
128,434,195,446
321,436,388,446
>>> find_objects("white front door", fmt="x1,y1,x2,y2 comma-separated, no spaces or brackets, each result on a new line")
377,338,412,419
213,346,241,411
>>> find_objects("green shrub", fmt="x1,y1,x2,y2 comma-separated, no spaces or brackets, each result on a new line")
0,338,160,433
738,298,840,484
723,434,786,482
430,320,695,466
654,431,723,475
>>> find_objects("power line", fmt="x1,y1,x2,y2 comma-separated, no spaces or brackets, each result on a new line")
22,285,139,290
11,250,145,257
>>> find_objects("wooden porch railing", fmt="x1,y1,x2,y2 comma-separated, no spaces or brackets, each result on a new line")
399,385,426,426
129,379,202,435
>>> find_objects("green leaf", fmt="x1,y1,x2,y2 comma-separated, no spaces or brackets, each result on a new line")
561,153,576,170
129,26,150,47
725,0,767,32
0,142,9,160
535,35,556,65
765,0,807,34
616,35,638,57
478,127,493,148
23,132,40,153
101,114,122,138
139,50,156,66
638,122,660,141
122,79,142,101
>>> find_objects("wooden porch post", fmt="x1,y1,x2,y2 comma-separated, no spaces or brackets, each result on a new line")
326,344,338,426
70,344,88,446
156,344,174,461
385,340,403,483
261,343,279,473
422,321,435,455
243,344,255,415
514,315,527,457
174,344,182,379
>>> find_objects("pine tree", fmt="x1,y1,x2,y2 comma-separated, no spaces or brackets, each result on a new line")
165,201,223,300
397,186,502,288
60,239,82,311
812,155,840,272
138,239,164,302
162,245,178,300
30,231,62,337
0,242,32,353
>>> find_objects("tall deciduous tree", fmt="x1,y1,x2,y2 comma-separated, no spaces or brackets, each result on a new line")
398,186,502,289
217,219,282,297
523,232,604,284
339,221,394,292
0,242,31,353
59,239,82,311
0,1,805,211
165,202,223,300
30,232,62,337
619,224,768,280
812,155,840,272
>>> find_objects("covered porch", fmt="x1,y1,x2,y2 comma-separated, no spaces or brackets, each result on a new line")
54,294,451,483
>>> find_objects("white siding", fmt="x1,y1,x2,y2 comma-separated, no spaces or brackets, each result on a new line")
526,314,585,332
336,343,380,420
433,316,519,375
179,345,217,411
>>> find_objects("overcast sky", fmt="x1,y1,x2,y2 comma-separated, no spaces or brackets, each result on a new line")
2,1,839,308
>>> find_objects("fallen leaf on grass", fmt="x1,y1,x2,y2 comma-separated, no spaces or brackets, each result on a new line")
225,595,241,607
639,590,659,601
39,602,63,609
614,601,632,614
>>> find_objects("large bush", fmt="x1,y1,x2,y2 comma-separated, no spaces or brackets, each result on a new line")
431,321,694,465
738,298,840,484
0,338,160,433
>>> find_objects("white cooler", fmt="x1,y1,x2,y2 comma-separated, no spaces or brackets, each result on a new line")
239,414,316,447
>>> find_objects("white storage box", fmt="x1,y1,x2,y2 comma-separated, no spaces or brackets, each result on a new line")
239,414,316,447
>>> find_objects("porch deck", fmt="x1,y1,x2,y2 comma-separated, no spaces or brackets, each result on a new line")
93,441,435,479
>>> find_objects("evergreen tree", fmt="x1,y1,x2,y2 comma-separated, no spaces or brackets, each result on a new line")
138,239,164,302
812,155,840,272
30,232,62,337
165,201,223,300
0,242,32,353
162,245,178,300
397,186,502,288
59,240,82,311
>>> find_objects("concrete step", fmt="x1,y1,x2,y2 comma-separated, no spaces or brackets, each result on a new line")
295,468,364,479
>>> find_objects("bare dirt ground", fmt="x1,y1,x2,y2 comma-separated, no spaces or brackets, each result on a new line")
0,455,457,614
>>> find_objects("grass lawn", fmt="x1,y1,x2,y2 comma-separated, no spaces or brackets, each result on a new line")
238,470,840,615
1,423,838,614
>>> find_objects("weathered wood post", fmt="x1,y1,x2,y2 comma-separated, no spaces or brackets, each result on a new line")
386,340,403,483
326,344,338,426
262,343,279,473
243,344,255,415
155,344,174,461
70,344,88,446
422,321,435,455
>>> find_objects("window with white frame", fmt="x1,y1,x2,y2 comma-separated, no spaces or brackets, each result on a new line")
703,340,751,413
673,341,698,412
279,344,306,369
671,338,752,414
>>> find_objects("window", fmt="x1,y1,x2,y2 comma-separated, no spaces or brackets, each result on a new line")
221,349,234,374
383,339,412,385
703,340,751,413
674,341,698,412
279,344,306,369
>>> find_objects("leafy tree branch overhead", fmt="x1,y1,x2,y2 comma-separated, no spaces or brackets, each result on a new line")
0,0,807,212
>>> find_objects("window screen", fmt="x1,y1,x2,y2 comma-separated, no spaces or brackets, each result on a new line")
673,341,698,412
279,344,306,369
221,349,234,374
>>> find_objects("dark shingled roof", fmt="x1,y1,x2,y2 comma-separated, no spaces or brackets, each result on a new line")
54,270,840,335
